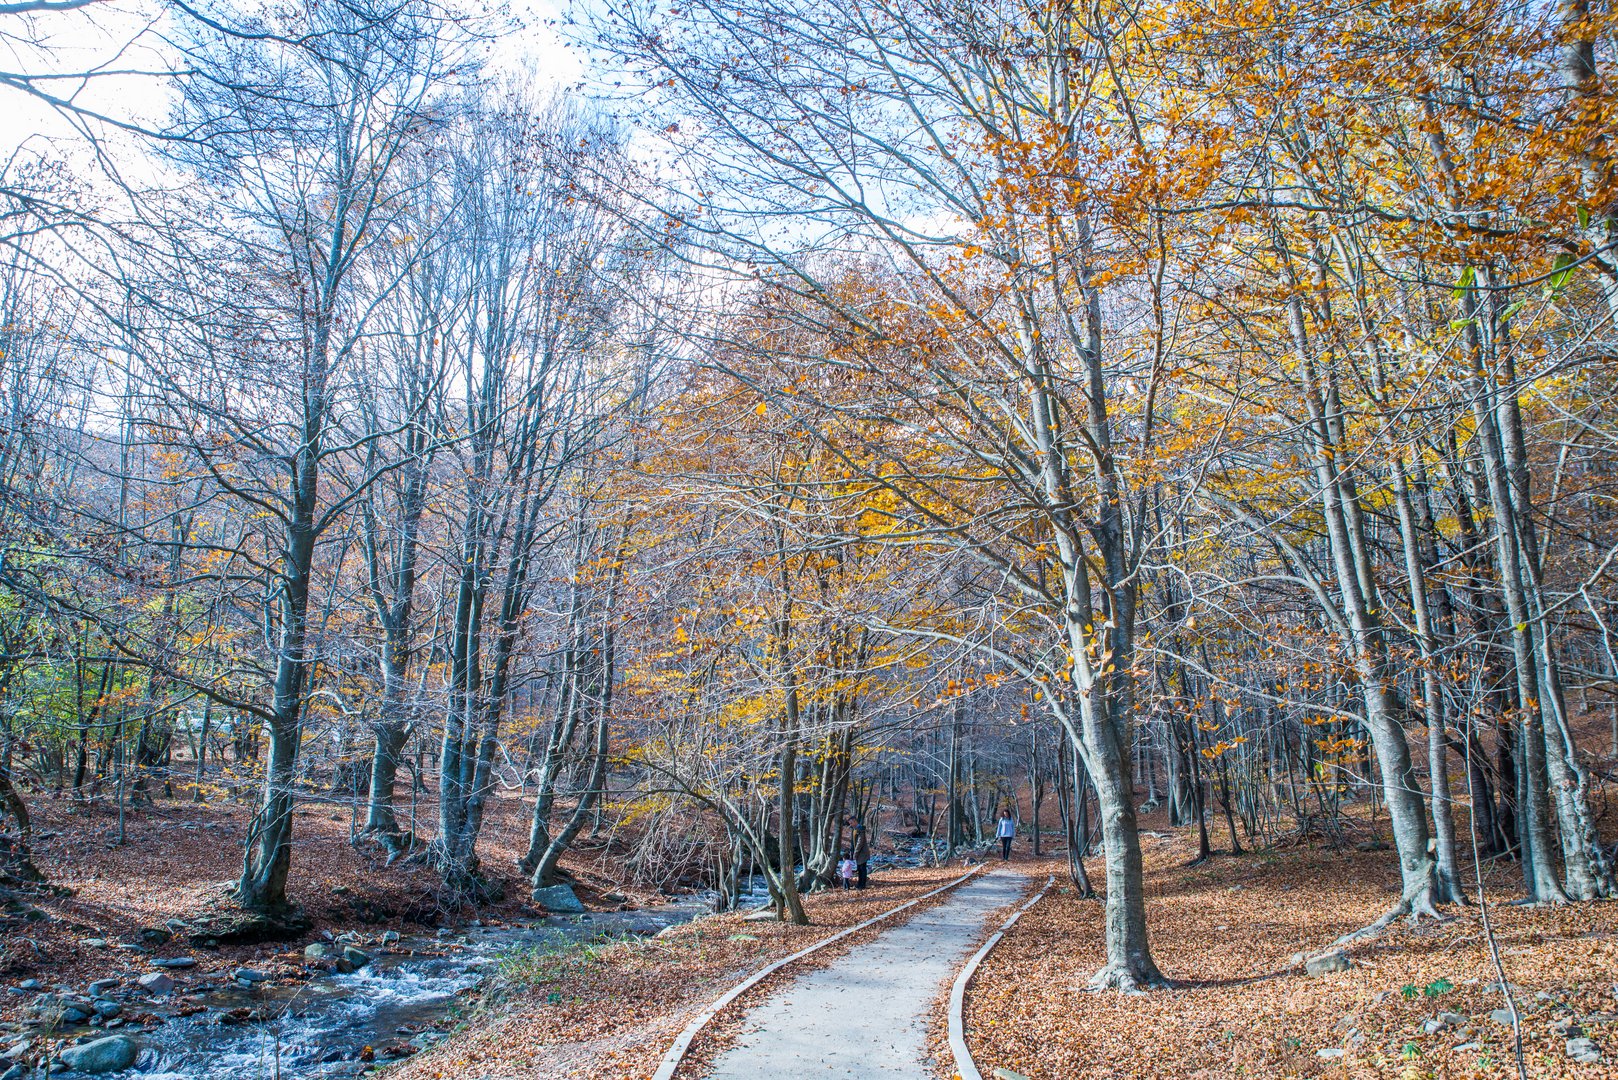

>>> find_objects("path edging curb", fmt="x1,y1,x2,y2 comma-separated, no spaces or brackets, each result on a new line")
650,864,987,1080
948,874,1053,1080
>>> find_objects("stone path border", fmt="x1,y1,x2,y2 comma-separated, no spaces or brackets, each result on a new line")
649,865,986,1080
947,874,1054,1080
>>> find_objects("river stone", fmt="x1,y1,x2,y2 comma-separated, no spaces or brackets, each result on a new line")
40,997,95,1025
91,1001,120,1020
1490,1009,1517,1027
379,931,400,947
85,980,118,999
233,969,270,985
341,947,371,969
303,943,331,961
1,1063,20,1080
135,973,173,996
59,1035,139,1074
531,884,586,914
1305,950,1351,976
150,958,195,970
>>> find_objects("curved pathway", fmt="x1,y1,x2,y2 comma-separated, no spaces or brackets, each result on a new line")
704,868,1029,1079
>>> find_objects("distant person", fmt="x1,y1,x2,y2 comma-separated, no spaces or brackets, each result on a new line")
852,823,871,890
996,811,1016,861
838,852,857,891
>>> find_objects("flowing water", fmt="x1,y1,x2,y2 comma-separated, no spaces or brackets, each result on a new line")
99,901,711,1079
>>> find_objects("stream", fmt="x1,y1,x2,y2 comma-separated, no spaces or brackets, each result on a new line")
91,900,711,1080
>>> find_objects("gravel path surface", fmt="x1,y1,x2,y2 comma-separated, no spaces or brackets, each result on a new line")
703,868,1029,1079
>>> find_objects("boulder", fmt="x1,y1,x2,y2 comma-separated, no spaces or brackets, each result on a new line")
340,947,371,969
378,931,400,947
1305,950,1351,976
1566,1038,1601,1064
135,973,173,997
531,884,586,914
59,1035,139,1074
91,1001,120,1021
232,969,270,985
85,980,118,999
302,943,331,961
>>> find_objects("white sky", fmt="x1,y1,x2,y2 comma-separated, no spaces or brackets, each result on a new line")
0,0,582,174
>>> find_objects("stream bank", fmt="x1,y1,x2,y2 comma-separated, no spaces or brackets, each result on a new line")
2,899,710,1080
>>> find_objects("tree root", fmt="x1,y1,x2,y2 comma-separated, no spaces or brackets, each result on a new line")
353,827,420,865
1085,963,1171,994
188,896,312,945
1334,888,1446,947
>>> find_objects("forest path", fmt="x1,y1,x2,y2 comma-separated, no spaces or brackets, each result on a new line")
702,867,1029,1079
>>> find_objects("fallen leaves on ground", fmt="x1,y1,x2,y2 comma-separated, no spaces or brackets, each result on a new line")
952,816,1618,1080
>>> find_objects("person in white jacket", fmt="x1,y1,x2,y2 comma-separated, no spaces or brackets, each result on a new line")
996,811,1016,861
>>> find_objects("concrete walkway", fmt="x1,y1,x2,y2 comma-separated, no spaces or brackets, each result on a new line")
704,868,1028,1079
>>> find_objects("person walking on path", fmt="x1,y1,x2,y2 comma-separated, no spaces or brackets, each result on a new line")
996,810,1016,861
837,852,857,891
852,822,871,889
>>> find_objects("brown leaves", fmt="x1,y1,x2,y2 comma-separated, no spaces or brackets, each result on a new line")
953,820,1618,1080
